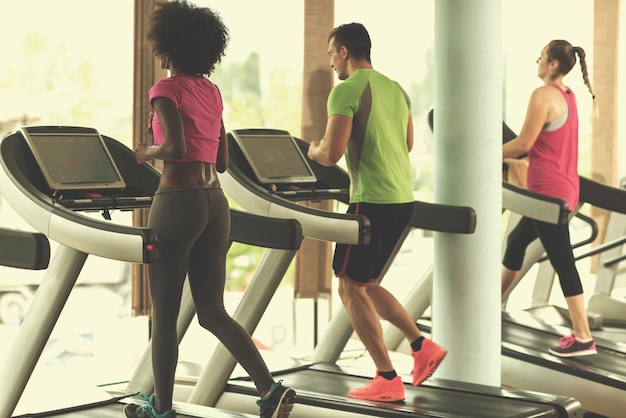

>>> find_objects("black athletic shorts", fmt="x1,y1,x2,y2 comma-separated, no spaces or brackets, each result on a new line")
333,202,413,285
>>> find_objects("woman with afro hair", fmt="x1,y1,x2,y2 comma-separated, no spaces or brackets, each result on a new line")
125,2,295,417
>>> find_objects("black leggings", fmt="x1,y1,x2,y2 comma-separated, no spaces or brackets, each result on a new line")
502,216,583,297
148,187,273,409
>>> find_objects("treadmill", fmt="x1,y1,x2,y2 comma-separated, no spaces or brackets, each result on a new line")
529,176,626,331
409,112,626,416
499,176,626,417
144,127,582,417
500,123,626,417
0,228,249,418
586,177,626,328
387,182,626,416
0,126,301,418
502,175,626,329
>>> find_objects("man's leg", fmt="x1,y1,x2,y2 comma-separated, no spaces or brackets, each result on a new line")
335,203,405,401
338,278,405,402
365,283,446,386
366,283,421,341
339,279,394,372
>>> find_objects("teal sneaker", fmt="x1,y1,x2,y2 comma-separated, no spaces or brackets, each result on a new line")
256,380,296,418
124,393,176,418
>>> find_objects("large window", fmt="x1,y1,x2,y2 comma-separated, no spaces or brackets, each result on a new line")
196,0,305,136
0,1,139,404
0,1,134,141
1,1,619,405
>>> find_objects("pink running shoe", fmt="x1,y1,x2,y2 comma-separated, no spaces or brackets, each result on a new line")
549,334,597,357
411,338,447,386
348,373,405,402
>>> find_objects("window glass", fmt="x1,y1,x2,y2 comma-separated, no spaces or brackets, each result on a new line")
194,0,304,135
0,0,616,401
0,1,134,142
0,1,139,395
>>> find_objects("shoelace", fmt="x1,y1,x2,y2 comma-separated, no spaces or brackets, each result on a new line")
558,334,576,348
138,393,152,402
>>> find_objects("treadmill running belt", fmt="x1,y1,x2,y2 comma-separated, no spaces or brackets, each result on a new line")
13,397,254,418
12,396,126,418
417,315,626,416
502,314,626,389
225,363,574,417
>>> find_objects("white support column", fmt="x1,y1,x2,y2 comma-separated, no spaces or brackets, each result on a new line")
432,0,502,386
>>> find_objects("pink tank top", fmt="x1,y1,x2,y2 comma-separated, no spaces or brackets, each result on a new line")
527,85,579,211
149,74,222,163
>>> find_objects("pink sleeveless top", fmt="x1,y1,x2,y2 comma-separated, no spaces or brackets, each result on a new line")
527,85,579,211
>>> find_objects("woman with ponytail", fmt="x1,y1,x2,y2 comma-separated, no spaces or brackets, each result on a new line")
501,40,596,357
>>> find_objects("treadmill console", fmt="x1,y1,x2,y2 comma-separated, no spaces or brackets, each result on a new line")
6,126,159,214
228,128,350,203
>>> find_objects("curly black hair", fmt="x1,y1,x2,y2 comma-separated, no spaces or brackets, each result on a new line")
146,0,229,76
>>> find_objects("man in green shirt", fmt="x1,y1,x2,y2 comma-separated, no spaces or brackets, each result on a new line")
308,22,447,402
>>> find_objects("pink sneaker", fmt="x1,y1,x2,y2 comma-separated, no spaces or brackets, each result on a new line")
411,338,447,386
549,334,597,357
348,373,405,402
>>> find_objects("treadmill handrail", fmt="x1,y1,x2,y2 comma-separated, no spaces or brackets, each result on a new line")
410,200,476,234
536,212,599,264
579,175,626,214
553,234,626,265
230,209,303,250
220,168,370,245
502,181,570,224
0,227,50,270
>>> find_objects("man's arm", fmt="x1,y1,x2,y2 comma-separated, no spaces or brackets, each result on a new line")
307,114,352,166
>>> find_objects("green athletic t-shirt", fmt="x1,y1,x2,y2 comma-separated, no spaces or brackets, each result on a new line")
327,68,414,204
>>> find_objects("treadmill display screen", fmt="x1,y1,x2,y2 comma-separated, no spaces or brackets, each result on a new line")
231,130,317,185
20,126,126,192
